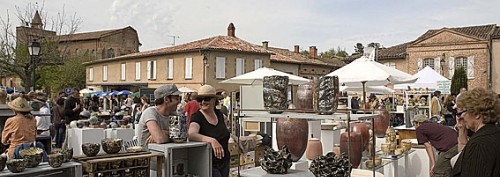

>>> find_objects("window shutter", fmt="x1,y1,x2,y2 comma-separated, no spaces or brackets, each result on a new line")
448,57,455,79
254,59,262,70
135,62,141,80
103,65,108,81
236,58,244,76
89,68,94,81
152,60,157,79
147,61,151,79
467,56,474,79
216,57,226,78
168,59,174,79
417,58,423,71
185,58,192,79
121,63,126,81
434,57,441,73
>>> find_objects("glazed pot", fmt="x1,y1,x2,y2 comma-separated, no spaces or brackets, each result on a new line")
297,82,314,111
373,110,391,138
340,131,363,168
276,118,308,162
350,121,370,151
260,146,293,174
263,75,289,113
0,155,6,171
53,148,73,162
316,76,339,115
6,159,26,173
23,154,42,168
48,153,63,168
305,138,323,160
82,143,100,157
102,138,123,154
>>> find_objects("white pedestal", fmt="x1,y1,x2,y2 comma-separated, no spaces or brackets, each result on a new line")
104,128,135,140
290,160,308,171
320,128,342,154
68,128,105,156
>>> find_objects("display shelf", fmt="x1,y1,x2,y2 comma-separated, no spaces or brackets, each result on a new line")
0,162,82,177
148,142,211,177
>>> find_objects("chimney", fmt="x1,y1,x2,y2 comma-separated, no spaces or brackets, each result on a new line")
309,46,317,59
227,23,235,37
294,45,299,54
262,41,268,50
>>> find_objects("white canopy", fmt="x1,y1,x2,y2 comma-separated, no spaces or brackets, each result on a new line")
340,86,395,94
178,86,197,93
394,66,449,90
220,67,310,85
326,56,416,87
79,88,94,94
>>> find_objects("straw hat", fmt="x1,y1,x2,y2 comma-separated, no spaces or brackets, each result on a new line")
196,85,222,99
8,97,33,112
412,114,429,123
32,93,47,103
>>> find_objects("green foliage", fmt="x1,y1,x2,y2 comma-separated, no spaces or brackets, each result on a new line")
354,43,364,54
299,50,309,56
38,53,93,94
319,47,348,58
451,67,468,95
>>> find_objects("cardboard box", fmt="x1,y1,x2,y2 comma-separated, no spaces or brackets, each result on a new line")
228,142,240,156
239,151,255,165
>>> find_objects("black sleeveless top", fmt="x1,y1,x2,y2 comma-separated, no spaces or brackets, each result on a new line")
190,109,230,165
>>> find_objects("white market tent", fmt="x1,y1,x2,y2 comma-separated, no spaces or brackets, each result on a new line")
340,86,395,94
178,86,197,93
220,67,310,85
394,66,449,90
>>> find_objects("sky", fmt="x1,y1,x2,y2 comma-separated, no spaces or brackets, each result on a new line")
0,0,498,54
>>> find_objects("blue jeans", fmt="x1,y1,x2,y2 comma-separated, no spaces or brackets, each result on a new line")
212,161,229,177
54,123,66,148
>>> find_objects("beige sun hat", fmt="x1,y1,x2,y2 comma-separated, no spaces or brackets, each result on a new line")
196,85,223,99
8,97,33,112
412,114,429,123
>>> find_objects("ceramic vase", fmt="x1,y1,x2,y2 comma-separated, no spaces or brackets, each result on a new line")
276,118,308,162
263,76,289,113
339,131,363,168
316,76,339,115
373,110,391,138
350,121,370,151
305,137,323,160
297,82,314,111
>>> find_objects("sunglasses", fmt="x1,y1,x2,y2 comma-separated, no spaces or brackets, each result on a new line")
456,110,467,118
196,97,213,102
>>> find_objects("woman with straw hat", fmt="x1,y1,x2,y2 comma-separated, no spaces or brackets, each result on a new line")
1,97,37,157
188,85,230,177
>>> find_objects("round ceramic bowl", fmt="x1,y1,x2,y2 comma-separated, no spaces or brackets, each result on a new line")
126,146,143,153
64,148,74,161
23,153,42,168
102,138,123,154
6,159,26,173
48,153,64,168
0,155,6,171
82,143,100,157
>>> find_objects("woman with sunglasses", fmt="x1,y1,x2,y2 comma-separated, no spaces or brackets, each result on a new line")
451,88,500,177
188,85,230,177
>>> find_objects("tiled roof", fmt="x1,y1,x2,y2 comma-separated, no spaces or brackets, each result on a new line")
377,42,411,60
58,26,134,42
85,35,272,64
493,27,500,39
267,47,345,67
415,24,497,41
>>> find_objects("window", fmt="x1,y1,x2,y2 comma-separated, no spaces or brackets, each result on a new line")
455,57,467,73
185,58,193,79
236,58,245,76
107,48,115,58
254,59,262,70
135,62,141,80
147,60,157,80
89,67,94,81
103,65,108,81
167,59,174,79
384,62,396,68
216,57,226,79
423,58,434,69
120,63,126,81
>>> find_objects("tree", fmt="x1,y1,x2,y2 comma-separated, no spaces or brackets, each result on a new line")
299,49,309,56
0,3,82,92
335,46,348,58
367,42,381,49
451,67,468,95
319,47,348,59
354,43,364,54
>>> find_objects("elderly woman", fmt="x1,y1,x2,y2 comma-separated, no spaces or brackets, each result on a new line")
1,97,37,158
188,85,230,177
452,88,500,177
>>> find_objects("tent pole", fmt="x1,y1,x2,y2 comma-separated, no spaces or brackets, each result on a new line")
362,81,367,109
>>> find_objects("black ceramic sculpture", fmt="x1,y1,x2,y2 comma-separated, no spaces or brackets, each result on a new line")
263,75,289,114
316,76,339,115
260,146,293,174
309,152,351,177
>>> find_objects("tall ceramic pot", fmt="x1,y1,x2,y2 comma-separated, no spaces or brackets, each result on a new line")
340,131,363,168
276,118,308,162
305,137,323,160
350,122,370,151
373,110,391,138
263,76,289,114
316,76,339,115
296,82,314,111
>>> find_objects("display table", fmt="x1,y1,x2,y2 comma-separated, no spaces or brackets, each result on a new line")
0,162,82,177
67,128,106,156
149,142,211,177
394,125,416,141
239,168,383,177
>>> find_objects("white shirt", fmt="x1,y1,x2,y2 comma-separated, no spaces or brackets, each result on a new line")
36,106,51,131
